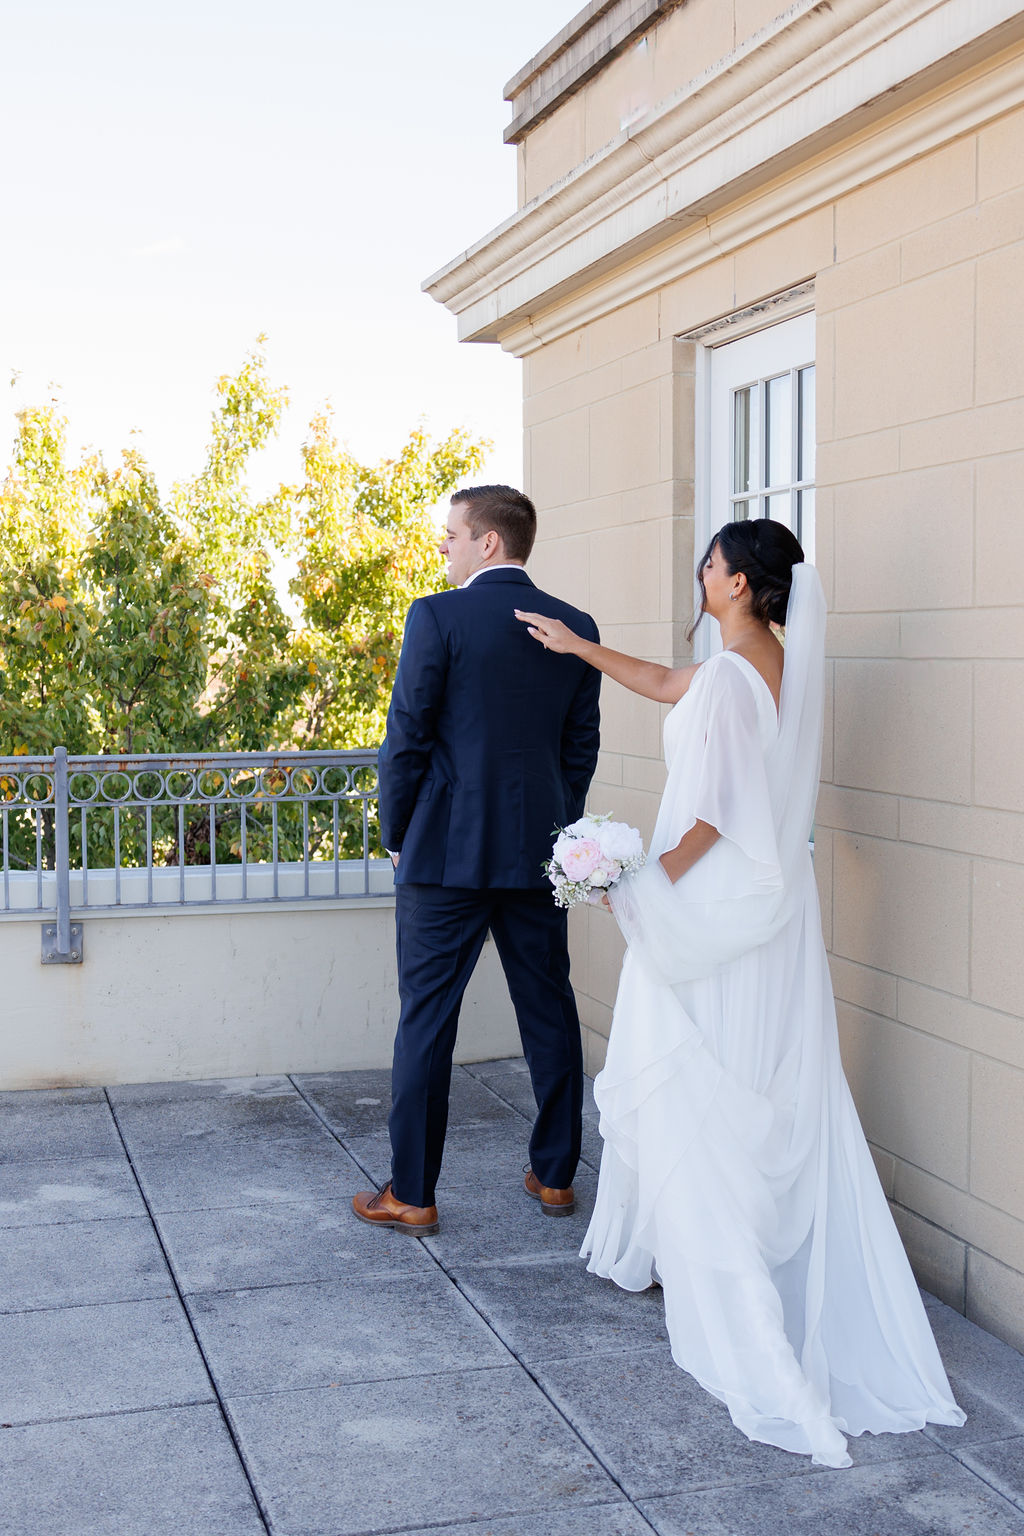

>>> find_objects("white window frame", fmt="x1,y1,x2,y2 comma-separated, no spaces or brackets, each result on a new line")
689,290,816,661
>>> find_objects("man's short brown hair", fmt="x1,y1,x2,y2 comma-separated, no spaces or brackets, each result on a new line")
451,485,537,563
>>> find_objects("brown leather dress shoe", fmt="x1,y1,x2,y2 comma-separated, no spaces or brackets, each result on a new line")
524,1167,576,1216
352,1181,439,1235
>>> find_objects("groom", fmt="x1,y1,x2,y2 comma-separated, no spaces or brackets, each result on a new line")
353,484,600,1234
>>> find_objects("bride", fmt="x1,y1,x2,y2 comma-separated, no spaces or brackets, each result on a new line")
515,519,964,1469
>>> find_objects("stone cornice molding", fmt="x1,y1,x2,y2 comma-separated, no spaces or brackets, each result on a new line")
423,0,1024,352
503,0,689,144
500,41,1024,355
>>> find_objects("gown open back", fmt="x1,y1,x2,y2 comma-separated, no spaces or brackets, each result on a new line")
583,566,964,1468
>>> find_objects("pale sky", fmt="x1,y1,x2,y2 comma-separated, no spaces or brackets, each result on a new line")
1,0,574,502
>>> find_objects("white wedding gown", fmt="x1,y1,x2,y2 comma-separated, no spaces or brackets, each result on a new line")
584,567,964,1468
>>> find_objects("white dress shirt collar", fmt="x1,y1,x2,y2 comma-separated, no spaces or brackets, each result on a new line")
460,563,526,590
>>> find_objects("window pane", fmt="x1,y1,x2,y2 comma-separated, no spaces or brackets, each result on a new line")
798,487,814,544
765,373,792,488
732,499,752,520
764,491,793,527
732,387,753,493
798,366,816,482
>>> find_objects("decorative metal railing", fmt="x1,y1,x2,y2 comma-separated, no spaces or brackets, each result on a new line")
0,748,388,963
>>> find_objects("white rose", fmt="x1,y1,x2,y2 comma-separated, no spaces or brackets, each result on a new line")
587,859,620,888
595,820,643,863
564,815,600,838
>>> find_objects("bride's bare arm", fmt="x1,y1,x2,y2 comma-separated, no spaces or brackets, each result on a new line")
515,609,699,705
659,819,719,883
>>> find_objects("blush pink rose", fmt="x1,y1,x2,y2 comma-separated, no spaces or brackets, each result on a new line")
560,838,603,881
587,859,620,887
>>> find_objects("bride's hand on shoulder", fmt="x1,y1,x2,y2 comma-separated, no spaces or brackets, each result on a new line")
514,609,580,654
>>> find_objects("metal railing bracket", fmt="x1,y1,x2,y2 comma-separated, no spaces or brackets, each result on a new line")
41,922,84,964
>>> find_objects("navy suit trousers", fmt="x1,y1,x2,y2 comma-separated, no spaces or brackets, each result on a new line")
389,883,584,1207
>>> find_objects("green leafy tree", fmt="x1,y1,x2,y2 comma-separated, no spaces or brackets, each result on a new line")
285,412,487,749
84,454,213,754
172,348,304,752
0,404,95,753
0,346,489,865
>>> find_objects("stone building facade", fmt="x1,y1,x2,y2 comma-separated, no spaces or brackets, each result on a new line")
426,0,1024,1350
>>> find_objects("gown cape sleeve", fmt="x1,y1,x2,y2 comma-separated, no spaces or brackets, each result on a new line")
608,564,825,984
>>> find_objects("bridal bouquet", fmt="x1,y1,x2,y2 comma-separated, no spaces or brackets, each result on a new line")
545,813,646,909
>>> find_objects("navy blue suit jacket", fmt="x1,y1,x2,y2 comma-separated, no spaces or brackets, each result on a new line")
378,567,600,889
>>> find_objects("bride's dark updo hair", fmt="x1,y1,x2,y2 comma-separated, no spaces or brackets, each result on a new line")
689,518,804,640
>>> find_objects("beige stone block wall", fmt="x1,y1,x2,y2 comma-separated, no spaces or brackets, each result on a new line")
515,27,1024,1345
524,313,695,1069
815,98,1024,1347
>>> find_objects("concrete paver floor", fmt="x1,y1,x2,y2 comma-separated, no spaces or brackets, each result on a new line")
1,1058,1022,1536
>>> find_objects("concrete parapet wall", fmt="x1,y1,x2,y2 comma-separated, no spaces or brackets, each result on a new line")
0,902,520,1090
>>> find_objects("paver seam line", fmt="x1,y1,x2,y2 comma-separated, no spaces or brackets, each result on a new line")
133,1194,370,1218
460,1060,524,1077
443,1073,534,1123
457,1063,540,1108
288,1068,534,1141
425,1238,660,1527
0,1151,135,1170
437,1250,582,1270
152,1194,369,1213
311,1495,659,1536
923,1415,1024,1451
333,1126,530,1147
182,1267,462,1299
625,1453,908,1499
524,1340,672,1367
149,1198,373,1219
530,1350,1004,1502
215,1396,659,1536
102,1088,274,1536
176,1264,436,1299
247,1497,656,1536
948,1441,1024,1516
0,1213,176,1318
486,1340,678,1368
142,1172,431,1211
0,1396,217,1431
0,1210,152,1231
952,1432,1024,1454
632,1450,1024,1517
292,1070,658,1529
587,1451,940,1503
117,1134,342,1163
217,1359,544,1402
618,1437,1021,1504
0,1290,181,1319
0,1210,159,1233
285,1076,389,1187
